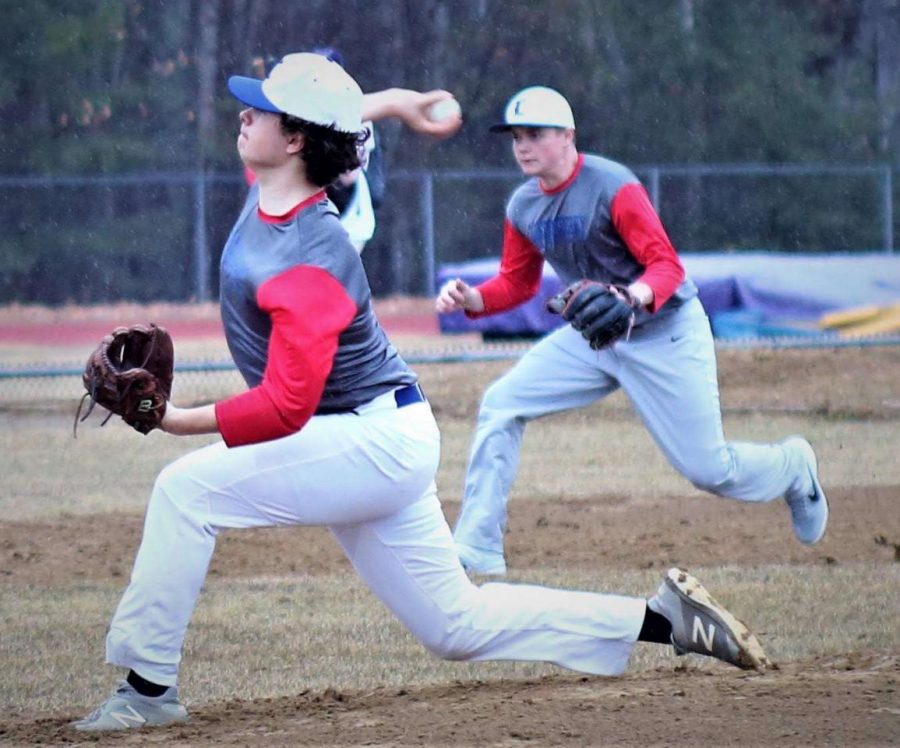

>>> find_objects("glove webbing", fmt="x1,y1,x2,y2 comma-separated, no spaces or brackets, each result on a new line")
73,331,164,438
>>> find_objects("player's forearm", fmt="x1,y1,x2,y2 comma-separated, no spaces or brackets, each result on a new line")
361,89,409,122
161,403,220,436
361,88,461,139
470,275,537,317
466,220,544,317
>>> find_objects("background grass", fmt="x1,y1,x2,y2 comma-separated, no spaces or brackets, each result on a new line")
3,402,899,521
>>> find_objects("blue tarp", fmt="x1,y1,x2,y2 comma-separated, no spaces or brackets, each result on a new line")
436,252,900,338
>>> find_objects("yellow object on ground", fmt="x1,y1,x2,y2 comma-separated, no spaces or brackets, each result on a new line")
819,303,900,337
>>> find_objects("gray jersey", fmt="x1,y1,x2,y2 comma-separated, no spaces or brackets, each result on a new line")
505,153,697,325
217,185,414,445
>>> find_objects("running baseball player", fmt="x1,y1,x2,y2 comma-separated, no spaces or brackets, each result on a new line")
71,59,769,732
436,86,829,576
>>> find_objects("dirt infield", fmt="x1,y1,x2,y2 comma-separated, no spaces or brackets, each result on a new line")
2,654,896,747
0,305,898,746
3,488,898,589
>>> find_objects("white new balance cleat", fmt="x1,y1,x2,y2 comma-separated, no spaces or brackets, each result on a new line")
648,568,770,671
783,436,829,545
70,681,189,731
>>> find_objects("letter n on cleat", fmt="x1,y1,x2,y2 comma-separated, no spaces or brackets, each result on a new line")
692,616,716,652
111,705,146,728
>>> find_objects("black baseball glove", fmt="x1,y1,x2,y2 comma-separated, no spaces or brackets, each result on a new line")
547,280,639,350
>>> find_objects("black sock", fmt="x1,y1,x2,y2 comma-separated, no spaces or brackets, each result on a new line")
638,605,673,645
127,670,169,697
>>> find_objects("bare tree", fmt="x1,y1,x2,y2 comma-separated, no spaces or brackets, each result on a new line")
865,0,900,156
196,0,221,163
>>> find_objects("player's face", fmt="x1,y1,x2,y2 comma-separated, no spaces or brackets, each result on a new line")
510,127,572,178
237,107,296,168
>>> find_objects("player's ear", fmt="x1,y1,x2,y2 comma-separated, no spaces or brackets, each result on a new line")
285,131,304,155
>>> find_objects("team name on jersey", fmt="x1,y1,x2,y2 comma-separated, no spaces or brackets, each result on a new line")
528,215,588,252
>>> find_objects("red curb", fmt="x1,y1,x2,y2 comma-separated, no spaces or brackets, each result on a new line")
0,314,438,345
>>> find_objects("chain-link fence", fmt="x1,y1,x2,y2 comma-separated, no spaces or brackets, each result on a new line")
0,163,895,304
4,333,900,415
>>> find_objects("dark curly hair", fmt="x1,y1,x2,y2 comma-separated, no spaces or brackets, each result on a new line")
280,114,368,187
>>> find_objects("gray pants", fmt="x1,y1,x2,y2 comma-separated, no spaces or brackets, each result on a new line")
453,297,805,561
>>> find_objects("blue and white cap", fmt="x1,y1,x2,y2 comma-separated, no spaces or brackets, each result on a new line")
490,86,575,132
228,52,363,133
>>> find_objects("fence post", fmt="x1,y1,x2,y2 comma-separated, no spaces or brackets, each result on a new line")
193,171,210,301
883,165,894,254
420,171,436,296
647,167,661,213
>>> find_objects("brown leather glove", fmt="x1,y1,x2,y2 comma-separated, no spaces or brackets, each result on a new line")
75,323,174,435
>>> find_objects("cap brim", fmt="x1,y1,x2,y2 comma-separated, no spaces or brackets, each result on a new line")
489,121,573,133
227,76,282,113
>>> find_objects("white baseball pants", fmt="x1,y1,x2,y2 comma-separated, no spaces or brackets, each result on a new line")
106,388,645,686
454,297,809,560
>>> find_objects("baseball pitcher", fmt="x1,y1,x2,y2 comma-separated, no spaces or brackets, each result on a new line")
72,61,770,733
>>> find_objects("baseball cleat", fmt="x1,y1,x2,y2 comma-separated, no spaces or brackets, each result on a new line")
70,681,189,731
648,568,770,671
783,436,829,545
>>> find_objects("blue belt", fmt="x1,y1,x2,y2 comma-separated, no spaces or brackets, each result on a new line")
318,383,426,415
394,383,426,408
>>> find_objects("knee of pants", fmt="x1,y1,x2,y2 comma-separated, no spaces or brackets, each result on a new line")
418,618,475,662
414,589,488,662
681,455,735,495
477,379,523,425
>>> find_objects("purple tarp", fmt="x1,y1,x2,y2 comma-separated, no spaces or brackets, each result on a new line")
436,252,900,338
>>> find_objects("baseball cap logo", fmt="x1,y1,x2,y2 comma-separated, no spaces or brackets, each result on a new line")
490,86,576,132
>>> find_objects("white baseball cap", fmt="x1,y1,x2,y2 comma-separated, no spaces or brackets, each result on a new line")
228,52,363,133
489,86,576,132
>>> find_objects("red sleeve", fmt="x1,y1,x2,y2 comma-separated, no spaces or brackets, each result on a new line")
610,183,685,312
214,265,356,447
468,219,545,318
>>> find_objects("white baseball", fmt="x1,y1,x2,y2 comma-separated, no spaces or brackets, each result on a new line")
427,98,462,122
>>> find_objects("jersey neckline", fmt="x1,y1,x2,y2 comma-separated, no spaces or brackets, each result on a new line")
257,189,327,224
540,153,584,195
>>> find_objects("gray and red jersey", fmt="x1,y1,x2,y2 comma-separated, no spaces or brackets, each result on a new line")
473,153,697,323
215,184,415,447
